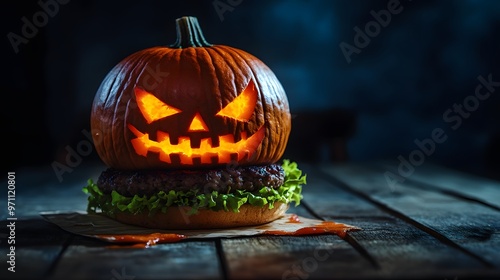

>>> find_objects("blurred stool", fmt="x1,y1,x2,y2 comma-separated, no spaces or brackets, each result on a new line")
284,108,357,163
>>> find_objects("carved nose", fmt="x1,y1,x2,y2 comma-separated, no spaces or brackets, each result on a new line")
188,113,209,132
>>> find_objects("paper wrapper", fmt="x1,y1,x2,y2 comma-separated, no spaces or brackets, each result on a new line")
41,211,361,247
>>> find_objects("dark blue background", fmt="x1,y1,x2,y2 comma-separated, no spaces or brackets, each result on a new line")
3,0,500,178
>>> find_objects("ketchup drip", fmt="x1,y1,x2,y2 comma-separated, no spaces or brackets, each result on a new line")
287,214,301,223
90,215,359,248
96,233,187,248
264,221,358,238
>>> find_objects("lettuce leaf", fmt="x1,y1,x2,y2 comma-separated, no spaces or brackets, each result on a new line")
82,159,306,217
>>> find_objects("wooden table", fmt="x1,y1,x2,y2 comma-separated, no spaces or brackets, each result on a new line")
2,160,500,280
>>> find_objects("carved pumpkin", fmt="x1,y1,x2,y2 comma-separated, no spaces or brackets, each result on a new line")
91,16,291,169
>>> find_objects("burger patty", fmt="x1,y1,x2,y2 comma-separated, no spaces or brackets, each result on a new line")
97,164,285,196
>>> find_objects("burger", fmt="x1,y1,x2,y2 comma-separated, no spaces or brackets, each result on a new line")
82,16,306,229
83,160,305,229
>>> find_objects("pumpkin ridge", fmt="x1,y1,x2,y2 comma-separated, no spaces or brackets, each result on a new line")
91,17,291,169
208,46,254,145
120,51,161,169
104,51,148,168
93,68,120,166
195,47,220,140
219,45,273,162
230,47,290,162
207,46,241,105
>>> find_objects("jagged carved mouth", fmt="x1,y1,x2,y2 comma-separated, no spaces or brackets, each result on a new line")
127,124,265,165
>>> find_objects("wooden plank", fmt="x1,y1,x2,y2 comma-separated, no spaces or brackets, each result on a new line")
48,236,222,280
0,217,72,280
300,164,496,279
377,159,500,210
0,162,104,220
221,204,374,280
320,162,500,275
223,235,373,280
0,163,97,280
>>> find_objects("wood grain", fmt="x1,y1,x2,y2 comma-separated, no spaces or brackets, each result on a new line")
48,236,222,280
302,164,498,279
222,234,372,280
3,160,500,279
378,159,500,210
320,162,500,274
220,204,374,280
0,217,72,280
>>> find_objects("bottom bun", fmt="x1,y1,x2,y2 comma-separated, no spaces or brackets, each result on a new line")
112,202,289,230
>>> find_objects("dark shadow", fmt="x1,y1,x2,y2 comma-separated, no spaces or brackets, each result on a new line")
484,131,500,180
284,108,357,163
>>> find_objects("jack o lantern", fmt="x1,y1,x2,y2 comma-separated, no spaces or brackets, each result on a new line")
91,16,291,170
84,16,306,230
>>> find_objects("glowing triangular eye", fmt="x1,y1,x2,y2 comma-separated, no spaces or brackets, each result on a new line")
216,80,257,122
135,87,182,124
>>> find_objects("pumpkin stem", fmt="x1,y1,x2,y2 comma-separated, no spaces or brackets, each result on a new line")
170,16,212,48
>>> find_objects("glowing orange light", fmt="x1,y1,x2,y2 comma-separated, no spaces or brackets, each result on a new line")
135,87,181,124
188,113,209,132
128,124,265,165
216,80,257,122
129,79,264,165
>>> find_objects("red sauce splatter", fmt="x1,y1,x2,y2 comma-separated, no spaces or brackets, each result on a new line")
96,233,187,248
106,243,151,249
264,221,359,238
287,214,301,223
